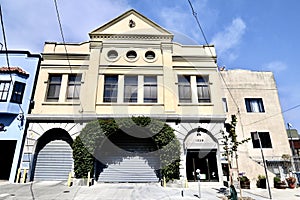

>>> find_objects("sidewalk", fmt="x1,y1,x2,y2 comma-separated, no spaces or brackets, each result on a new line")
0,181,300,199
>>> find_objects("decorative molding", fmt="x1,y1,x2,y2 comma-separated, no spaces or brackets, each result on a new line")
90,34,172,41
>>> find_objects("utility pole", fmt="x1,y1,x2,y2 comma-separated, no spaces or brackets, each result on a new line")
287,123,296,172
255,132,272,199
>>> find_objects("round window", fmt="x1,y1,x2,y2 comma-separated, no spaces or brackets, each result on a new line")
126,50,137,59
145,51,155,60
107,50,118,60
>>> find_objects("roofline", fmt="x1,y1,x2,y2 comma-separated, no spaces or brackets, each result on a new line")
89,9,173,37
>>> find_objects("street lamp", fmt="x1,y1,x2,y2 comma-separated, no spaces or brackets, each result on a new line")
254,131,272,199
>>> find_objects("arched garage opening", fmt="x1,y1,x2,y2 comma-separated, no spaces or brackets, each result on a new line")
95,130,161,182
184,127,221,182
30,128,73,181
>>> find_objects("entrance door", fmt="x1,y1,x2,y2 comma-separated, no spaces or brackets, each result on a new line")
0,140,17,180
186,149,219,182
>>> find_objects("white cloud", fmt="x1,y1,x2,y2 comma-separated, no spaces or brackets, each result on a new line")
159,7,190,34
159,0,218,45
211,18,246,61
262,61,287,73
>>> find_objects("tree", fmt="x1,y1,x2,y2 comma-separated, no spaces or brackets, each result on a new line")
222,115,250,197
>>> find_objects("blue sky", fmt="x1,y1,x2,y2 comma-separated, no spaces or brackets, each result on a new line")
1,0,300,131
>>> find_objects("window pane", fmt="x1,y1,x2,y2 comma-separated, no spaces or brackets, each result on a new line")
124,76,137,102
245,98,265,112
11,81,26,104
67,74,81,99
47,75,62,101
222,98,228,112
251,132,272,148
144,76,157,103
197,76,210,103
178,75,191,103
0,81,11,101
104,75,118,102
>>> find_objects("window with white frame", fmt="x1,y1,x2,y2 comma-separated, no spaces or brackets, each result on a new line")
245,98,265,113
178,75,191,103
124,76,138,103
103,75,118,102
10,81,26,104
0,81,11,102
196,76,210,103
46,74,62,101
67,74,81,100
144,76,157,103
251,132,272,148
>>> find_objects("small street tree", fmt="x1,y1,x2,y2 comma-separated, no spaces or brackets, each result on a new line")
222,115,250,198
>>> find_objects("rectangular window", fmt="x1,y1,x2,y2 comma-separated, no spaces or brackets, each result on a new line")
46,74,62,102
67,74,82,99
10,81,26,104
0,81,11,102
124,76,138,103
144,76,157,103
222,98,228,112
197,76,210,103
245,98,265,112
103,75,118,102
251,132,272,148
178,75,191,103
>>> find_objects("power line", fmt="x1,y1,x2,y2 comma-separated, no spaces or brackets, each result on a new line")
244,104,300,127
187,0,213,56
53,0,83,112
186,0,240,115
0,4,25,115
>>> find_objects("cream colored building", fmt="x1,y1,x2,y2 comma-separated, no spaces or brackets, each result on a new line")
21,9,227,183
221,69,292,186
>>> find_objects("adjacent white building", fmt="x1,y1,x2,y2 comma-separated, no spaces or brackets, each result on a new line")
221,69,292,186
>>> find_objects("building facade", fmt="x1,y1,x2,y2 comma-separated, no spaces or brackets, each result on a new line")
21,9,226,183
0,51,41,182
221,69,292,185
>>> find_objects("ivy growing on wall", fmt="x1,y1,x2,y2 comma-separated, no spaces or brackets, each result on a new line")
72,117,180,181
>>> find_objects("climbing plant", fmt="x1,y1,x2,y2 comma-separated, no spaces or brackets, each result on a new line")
222,115,250,184
222,115,250,198
72,136,94,178
72,117,180,181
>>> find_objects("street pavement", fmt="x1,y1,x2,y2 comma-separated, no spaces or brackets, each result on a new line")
0,180,300,199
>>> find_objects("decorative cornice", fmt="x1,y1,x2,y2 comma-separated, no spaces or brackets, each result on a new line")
90,34,173,41
27,114,226,123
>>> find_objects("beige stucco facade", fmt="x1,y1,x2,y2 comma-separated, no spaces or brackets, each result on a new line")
21,10,226,183
221,69,292,186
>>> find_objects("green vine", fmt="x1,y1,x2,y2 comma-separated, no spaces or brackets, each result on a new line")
72,117,180,181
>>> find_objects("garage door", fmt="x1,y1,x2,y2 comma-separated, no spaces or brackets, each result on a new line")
96,133,160,183
34,140,73,181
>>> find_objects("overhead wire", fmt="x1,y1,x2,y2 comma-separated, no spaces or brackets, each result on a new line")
187,0,300,136
0,4,25,115
53,0,84,112
186,0,240,114
244,104,300,127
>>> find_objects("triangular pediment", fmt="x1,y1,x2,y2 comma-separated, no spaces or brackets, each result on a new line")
89,9,173,41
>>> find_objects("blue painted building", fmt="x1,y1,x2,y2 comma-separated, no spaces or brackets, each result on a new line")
0,51,41,182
